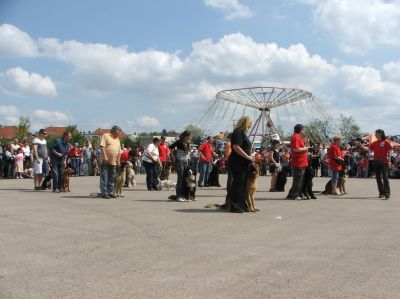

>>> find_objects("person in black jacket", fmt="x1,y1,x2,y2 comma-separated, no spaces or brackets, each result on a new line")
228,116,255,213
50,132,72,192
169,131,192,202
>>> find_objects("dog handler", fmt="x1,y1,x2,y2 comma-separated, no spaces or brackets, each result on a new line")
99,125,122,199
50,131,72,193
357,129,393,199
329,136,344,196
169,131,192,202
228,116,255,213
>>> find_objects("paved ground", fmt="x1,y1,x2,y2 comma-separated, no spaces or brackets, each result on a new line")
1,174,400,299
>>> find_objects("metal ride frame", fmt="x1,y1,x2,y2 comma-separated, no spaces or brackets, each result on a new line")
215,87,313,145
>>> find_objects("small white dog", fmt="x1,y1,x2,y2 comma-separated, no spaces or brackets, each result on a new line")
125,161,136,187
158,179,177,191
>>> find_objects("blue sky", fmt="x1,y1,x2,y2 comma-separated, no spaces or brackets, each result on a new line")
1,0,400,134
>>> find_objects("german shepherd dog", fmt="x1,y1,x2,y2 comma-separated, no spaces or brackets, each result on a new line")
62,167,74,192
115,162,127,197
205,163,260,211
246,163,260,212
183,168,197,201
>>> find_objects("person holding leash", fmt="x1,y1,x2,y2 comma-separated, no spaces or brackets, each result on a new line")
357,129,393,199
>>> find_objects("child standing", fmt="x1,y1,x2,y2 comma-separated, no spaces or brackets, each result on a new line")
15,149,24,179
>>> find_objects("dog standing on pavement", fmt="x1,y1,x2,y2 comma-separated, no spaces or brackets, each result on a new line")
115,162,127,197
246,163,260,212
62,167,74,192
125,161,136,187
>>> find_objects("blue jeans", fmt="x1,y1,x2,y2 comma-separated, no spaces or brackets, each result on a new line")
176,160,189,197
100,163,116,196
331,170,340,185
198,162,211,186
51,163,65,191
143,161,158,190
71,158,79,176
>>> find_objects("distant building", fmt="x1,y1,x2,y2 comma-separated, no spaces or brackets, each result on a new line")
0,125,19,140
45,126,69,138
85,128,127,141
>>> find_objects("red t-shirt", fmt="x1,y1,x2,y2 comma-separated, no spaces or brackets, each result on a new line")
69,147,81,158
369,140,392,163
329,143,343,171
158,144,169,162
290,133,308,168
199,142,214,163
120,150,129,162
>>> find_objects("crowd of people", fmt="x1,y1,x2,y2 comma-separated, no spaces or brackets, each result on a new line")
1,120,398,208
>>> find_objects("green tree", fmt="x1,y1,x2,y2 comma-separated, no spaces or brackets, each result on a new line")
66,125,85,145
338,114,361,141
304,118,333,143
17,116,31,140
185,124,204,145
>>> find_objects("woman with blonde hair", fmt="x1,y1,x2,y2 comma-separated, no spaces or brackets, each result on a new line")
227,116,255,213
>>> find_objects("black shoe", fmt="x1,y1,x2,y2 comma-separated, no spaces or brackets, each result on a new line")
205,184,211,187
384,194,390,200
311,195,317,199
102,195,110,199
109,194,117,198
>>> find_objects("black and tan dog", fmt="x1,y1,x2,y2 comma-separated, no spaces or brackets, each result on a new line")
183,168,197,201
246,163,260,212
205,163,260,212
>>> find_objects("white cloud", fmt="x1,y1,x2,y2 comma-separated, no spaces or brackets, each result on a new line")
3,24,400,132
33,109,70,122
0,105,19,115
0,24,39,57
136,116,162,129
0,67,57,97
304,0,400,53
203,0,253,19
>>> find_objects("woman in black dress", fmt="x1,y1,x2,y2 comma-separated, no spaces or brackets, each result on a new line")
228,116,255,213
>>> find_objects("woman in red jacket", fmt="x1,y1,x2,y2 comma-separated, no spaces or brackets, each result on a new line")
358,129,393,199
329,136,344,196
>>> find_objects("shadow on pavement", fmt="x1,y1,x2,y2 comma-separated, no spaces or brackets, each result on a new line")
174,208,226,213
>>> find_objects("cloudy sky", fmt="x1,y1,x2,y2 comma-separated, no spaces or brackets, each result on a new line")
1,0,400,133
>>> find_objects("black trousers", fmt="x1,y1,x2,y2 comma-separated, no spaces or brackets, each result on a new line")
228,160,249,212
143,161,158,190
374,161,390,196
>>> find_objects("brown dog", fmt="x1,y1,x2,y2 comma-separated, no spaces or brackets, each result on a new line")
115,163,127,198
246,163,259,212
62,167,73,192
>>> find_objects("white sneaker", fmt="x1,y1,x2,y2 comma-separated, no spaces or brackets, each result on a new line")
177,197,185,202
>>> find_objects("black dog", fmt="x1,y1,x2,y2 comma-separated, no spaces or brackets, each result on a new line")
302,166,316,199
275,170,287,192
183,168,197,201
208,162,221,187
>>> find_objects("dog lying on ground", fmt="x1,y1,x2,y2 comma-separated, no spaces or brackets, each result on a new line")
115,162,127,197
158,178,177,191
62,167,74,192
183,168,196,201
246,163,260,212
125,161,136,187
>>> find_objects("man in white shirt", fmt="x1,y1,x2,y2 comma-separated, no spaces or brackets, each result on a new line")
32,129,48,190
142,137,162,191
319,144,328,177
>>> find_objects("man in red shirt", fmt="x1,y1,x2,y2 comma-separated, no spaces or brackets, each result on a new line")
329,136,344,195
198,136,214,187
288,124,309,200
358,129,393,199
158,137,170,180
